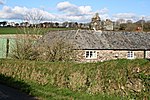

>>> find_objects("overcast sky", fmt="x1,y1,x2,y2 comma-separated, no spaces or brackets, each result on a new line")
0,0,150,22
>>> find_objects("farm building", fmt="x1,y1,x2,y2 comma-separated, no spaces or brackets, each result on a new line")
40,30,150,62
0,30,150,62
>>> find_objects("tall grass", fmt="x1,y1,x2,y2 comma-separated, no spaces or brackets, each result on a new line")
0,59,149,100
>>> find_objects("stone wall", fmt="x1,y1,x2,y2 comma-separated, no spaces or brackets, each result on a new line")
76,50,145,62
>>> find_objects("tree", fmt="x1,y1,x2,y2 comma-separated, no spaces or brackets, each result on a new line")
126,20,133,24
10,38,38,60
55,22,59,28
143,22,150,32
0,21,7,27
74,22,78,28
119,23,127,30
10,10,46,60
62,21,68,28
125,23,137,32
10,10,76,62
116,19,125,24
15,23,19,27
36,38,76,62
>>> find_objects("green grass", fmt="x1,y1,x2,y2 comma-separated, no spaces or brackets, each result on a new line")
0,74,125,100
0,59,149,100
0,27,76,34
0,27,18,34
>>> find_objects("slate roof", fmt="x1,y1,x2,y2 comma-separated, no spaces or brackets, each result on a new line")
40,30,150,50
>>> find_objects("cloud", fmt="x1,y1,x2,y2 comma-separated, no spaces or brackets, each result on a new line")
112,13,139,21
57,1,92,16
57,1,75,11
56,2,111,22
78,6,92,15
0,1,112,22
0,0,5,5
56,1,104,22
0,6,55,21
0,4,89,22
57,1,78,15
0,1,149,23
98,8,109,15
144,16,150,21
136,15,150,21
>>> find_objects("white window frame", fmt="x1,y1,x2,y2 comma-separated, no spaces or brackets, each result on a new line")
146,51,150,59
85,50,97,59
127,51,134,59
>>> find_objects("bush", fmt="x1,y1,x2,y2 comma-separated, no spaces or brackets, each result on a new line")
10,37,37,60
10,35,76,61
0,59,149,99
36,38,77,62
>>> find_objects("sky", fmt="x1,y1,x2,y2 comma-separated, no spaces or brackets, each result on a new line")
0,0,150,23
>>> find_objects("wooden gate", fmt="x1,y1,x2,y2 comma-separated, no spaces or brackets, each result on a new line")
0,38,15,58
0,38,7,58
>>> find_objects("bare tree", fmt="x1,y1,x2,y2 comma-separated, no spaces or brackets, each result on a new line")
10,38,38,60
36,37,77,62
10,10,45,60
10,10,76,62
17,10,48,35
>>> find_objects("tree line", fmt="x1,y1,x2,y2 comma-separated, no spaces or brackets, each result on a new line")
116,20,150,32
0,20,150,32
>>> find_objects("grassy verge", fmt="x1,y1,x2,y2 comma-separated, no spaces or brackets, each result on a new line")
0,59,149,100
0,74,124,100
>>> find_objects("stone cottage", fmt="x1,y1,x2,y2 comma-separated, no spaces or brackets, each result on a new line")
103,19,114,31
40,30,150,62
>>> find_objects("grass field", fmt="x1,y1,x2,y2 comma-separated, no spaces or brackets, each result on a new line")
0,27,18,34
0,27,76,34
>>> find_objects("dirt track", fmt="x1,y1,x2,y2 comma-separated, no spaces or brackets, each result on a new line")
0,84,37,100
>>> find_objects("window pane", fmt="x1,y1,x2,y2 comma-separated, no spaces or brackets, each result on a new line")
85,51,97,59
90,51,92,57
93,51,96,57
86,51,89,58
127,51,134,59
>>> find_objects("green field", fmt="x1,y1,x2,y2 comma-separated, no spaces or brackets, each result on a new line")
0,27,76,34
0,27,18,34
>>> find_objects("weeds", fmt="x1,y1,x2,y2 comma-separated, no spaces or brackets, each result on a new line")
0,59,149,99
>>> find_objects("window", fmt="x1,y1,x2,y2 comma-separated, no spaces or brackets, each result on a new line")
127,51,134,59
146,51,150,59
85,51,97,59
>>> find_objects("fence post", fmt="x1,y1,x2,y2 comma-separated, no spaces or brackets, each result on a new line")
6,39,9,58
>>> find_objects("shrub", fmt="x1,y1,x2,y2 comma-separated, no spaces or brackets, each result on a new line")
10,35,77,61
0,59,149,100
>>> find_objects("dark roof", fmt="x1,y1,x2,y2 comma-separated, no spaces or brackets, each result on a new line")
40,30,150,50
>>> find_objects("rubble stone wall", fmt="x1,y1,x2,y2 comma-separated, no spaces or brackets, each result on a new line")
77,50,144,62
